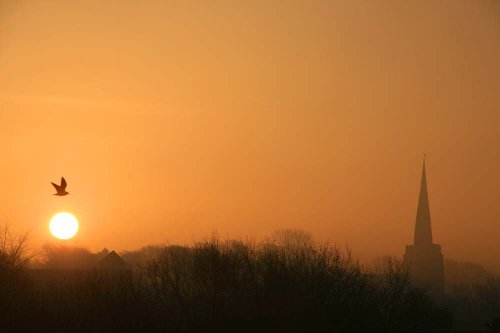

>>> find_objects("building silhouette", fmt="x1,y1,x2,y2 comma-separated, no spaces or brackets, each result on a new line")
96,250,129,271
404,158,445,294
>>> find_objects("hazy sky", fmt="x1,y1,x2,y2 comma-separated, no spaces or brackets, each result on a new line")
1,0,499,270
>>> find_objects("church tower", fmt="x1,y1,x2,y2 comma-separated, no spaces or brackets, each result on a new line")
404,158,445,294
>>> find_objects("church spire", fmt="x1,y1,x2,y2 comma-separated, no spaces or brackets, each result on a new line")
414,156,433,245
404,156,444,294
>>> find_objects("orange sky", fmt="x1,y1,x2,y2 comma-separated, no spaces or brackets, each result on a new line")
1,0,499,271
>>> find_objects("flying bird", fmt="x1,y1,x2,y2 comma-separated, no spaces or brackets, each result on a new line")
51,177,69,196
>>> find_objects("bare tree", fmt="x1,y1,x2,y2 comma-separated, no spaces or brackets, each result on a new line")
0,225,32,325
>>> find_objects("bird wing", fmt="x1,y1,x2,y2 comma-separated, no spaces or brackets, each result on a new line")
61,177,67,190
51,182,61,191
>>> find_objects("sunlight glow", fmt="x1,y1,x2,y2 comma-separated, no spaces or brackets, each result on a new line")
49,212,79,240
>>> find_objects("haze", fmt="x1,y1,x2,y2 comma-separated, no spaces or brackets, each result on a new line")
1,0,499,271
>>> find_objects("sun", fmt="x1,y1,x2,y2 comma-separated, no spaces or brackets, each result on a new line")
49,212,79,240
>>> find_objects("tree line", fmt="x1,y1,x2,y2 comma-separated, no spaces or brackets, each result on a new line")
1,227,498,332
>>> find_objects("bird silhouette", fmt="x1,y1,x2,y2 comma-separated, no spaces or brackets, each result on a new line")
51,177,69,196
